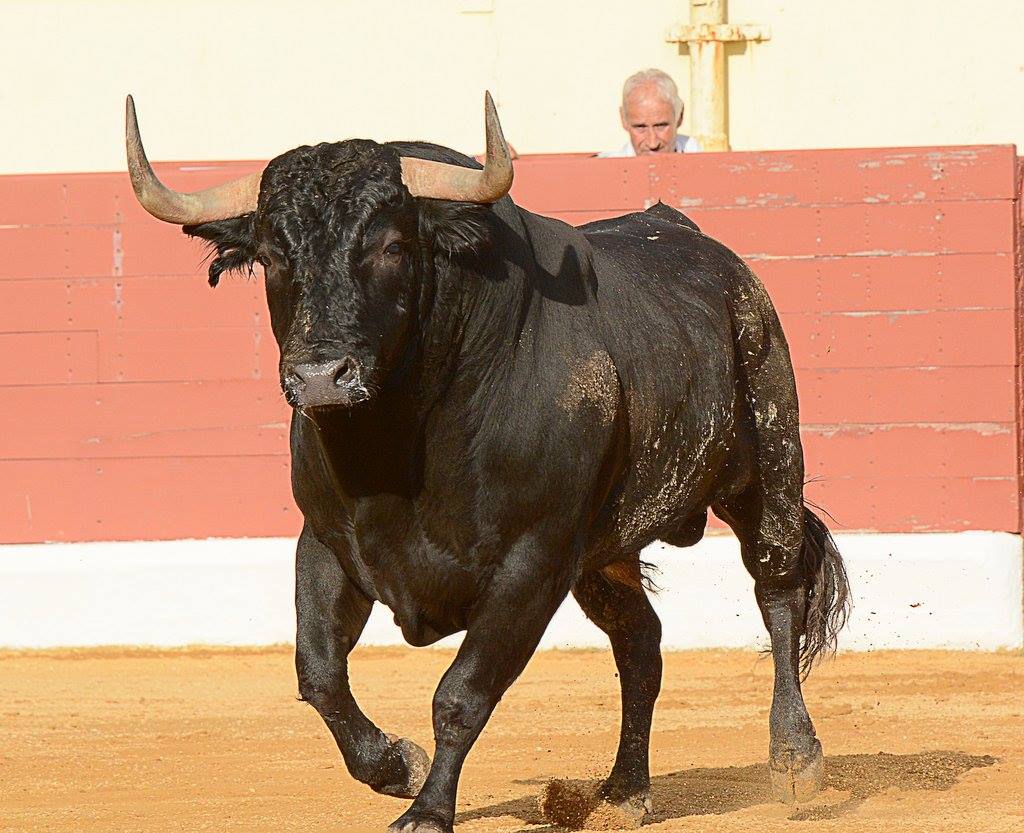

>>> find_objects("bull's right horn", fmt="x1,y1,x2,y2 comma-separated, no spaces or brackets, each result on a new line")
125,95,263,224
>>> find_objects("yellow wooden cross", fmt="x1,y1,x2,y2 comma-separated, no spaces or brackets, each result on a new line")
667,0,771,151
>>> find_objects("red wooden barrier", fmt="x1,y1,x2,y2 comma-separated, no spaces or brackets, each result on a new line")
0,145,1019,542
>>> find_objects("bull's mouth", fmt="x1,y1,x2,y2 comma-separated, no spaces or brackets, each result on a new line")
295,397,367,414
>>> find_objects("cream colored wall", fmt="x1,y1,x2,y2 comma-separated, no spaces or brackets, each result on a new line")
2,0,1021,174
725,0,1024,152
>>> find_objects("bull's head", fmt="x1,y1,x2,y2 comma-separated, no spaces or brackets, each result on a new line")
125,94,513,411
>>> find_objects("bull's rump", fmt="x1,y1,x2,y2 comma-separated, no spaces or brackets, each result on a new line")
578,205,754,556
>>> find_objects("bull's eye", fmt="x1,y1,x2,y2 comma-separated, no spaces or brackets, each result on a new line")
384,241,403,256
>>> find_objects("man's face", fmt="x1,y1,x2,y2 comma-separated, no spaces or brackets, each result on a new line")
620,86,682,155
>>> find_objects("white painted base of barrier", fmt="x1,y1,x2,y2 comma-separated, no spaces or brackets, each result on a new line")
0,532,1020,650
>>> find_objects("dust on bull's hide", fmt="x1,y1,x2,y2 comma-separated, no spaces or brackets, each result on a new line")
730,265,805,564
557,350,619,425
614,400,733,551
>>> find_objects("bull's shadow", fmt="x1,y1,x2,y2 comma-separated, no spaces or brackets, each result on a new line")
455,750,995,830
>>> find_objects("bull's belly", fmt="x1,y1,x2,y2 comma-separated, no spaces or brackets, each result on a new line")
387,601,463,647
350,538,479,648
603,485,715,558
368,572,471,647
368,564,474,646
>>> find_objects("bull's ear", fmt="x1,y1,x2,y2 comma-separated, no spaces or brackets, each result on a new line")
183,214,257,287
418,199,491,257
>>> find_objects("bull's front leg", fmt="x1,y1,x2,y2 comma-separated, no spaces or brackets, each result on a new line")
296,525,430,798
388,538,573,833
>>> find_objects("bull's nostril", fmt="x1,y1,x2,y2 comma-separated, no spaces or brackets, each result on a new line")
284,371,305,392
334,357,358,387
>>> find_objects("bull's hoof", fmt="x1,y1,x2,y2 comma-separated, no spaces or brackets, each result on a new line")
371,734,431,799
594,790,652,829
387,808,450,833
769,738,824,804
539,778,652,830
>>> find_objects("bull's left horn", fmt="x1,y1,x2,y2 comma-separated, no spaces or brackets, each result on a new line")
399,91,513,203
125,95,263,224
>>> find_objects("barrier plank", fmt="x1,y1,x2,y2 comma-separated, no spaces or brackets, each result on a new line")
118,221,222,277
690,200,1015,258
510,157,649,212
0,332,97,385
0,455,300,543
0,176,67,225
0,226,74,280
555,200,1015,257
6,146,1011,232
97,326,277,383
796,366,1016,424
782,308,1016,369
648,145,1018,208
0,274,267,333
511,146,1018,215
803,475,1018,533
1016,157,1024,534
0,380,288,459
0,224,214,281
0,279,77,331
755,252,1015,313
801,423,1016,479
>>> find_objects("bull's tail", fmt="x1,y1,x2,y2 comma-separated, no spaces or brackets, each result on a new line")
798,505,851,677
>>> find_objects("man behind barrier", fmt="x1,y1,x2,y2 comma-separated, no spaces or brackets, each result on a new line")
599,68,702,157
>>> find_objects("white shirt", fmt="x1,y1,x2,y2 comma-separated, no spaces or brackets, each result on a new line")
596,135,702,157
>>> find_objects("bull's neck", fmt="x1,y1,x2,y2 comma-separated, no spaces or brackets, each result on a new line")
301,202,591,499
417,202,540,418
421,202,598,434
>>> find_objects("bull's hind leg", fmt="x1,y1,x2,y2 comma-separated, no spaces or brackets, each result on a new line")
566,560,661,825
718,266,852,801
714,489,823,803
295,525,429,799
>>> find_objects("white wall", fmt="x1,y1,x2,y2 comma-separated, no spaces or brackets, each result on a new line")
2,533,1020,651
2,1,1022,174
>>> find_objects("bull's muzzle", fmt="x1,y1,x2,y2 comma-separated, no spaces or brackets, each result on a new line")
283,357,369,409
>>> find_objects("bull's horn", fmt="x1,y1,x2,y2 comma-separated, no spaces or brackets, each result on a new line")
399,91,513,203
125,95,262,224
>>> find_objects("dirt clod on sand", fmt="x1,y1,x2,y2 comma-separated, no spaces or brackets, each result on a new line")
540,779,648,830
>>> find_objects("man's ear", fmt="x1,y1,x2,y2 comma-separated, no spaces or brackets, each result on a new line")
418,199,491,258
676,106,684,129
620,106,629,131
183,214,257,287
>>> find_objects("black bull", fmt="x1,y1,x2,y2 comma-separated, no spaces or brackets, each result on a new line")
134,130,849,831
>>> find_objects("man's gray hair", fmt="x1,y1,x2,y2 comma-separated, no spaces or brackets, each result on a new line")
621,68,683,120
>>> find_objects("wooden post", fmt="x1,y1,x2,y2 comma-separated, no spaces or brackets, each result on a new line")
667,0,770,151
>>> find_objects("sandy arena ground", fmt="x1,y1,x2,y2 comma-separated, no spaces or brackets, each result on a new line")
2,647,1022,832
